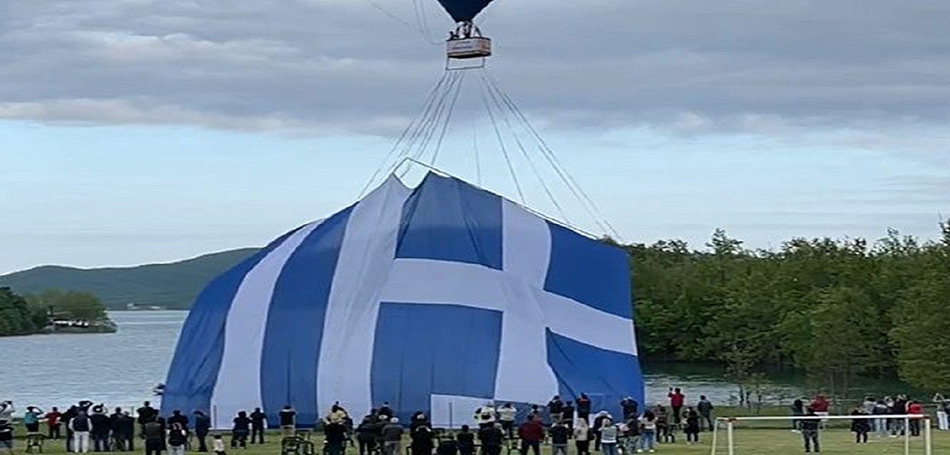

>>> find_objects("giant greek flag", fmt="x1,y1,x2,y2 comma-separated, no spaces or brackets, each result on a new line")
162,172,643,428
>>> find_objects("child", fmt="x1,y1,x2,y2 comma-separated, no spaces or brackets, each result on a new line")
213,435,227,455
684,408,700,444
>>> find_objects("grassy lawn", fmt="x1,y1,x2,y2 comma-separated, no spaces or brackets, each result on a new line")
8,428,947,455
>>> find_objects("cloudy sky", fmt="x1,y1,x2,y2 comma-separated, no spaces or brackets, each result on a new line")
2,0,949,274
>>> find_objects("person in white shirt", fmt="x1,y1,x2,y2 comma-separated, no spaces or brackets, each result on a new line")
638,411,657,453
497,404,516,439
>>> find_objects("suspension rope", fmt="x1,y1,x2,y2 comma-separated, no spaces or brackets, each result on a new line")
477,71,571,225
429,70,466,167
477,73,526,205
482,72,621,239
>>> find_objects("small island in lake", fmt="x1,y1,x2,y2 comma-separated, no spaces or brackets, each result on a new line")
0,287,116,336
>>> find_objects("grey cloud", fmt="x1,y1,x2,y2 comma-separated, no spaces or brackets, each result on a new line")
1,0,949,140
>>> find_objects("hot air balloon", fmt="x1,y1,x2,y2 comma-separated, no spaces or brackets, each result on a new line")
439,0,494,60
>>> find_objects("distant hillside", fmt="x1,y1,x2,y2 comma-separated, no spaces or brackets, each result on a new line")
0,249,258,310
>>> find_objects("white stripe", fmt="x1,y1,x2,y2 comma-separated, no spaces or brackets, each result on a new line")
316,176,412,418
210,220,323,429
380,259,638,355
496,201,559,403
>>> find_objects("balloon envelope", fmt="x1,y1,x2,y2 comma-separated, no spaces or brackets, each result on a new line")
436,0,494,23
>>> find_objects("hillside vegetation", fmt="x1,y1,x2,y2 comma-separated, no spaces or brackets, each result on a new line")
0,249,257,310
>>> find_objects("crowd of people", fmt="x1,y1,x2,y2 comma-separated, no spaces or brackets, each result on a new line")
2,389,948,455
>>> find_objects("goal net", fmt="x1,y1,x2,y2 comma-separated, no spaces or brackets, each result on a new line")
710,414,933,455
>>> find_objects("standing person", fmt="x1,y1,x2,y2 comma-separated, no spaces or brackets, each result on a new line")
549,420,570,455
654,406,673,444
0,419,14,455
324,418,348,455
518,416,544,455
850,407,869,444
573,419,590,455
908,401,924,437
619,418,638,455
934,394,950,431
456,425,475,455
194,411,211,453
638,411,657,454
697,396,714,432
791,399,805,432
90,406,111,452
598,419,618,455
24,407,43,434
63,406,79,452
114,410,134,452
278,406,296,439
46,407,63,440
249,408,266,444
620,398,638,422
684,408,700,444
230,411,250,449
356,417,378,455
70,410,93,454
872,400,889,438
378,403,393,421
562,402,575,430
497,404,516,439
168,411,189,432
800,408,820,453
381,418,403,455
891,395,908,436
576,395,592,422
410,423,434,455
143,418,164,455
668,388,685,424
476,423,502,455
437,436,458,455
137,402,158,438
548,396,564,425
168,423,188,455
592,412,609,451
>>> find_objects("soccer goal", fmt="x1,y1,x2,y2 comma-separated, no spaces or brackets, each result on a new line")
710,414,933,455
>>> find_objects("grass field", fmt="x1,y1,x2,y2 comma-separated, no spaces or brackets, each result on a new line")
8,427,948,455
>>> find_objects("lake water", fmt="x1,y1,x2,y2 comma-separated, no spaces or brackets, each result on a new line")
1,311,884,414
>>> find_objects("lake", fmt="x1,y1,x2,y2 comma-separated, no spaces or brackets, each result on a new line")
0,311,905,414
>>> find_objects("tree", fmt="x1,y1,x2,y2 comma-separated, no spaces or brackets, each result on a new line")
28,289,108,321
0,287,40,336
890,275,950,390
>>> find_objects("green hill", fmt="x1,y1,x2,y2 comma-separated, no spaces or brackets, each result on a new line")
0,249,258,310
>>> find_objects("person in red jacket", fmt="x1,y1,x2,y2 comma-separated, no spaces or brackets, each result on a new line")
668,388,685,424
908,401,924,436
518,416,544,455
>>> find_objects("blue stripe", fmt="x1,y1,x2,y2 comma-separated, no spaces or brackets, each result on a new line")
160,227,305,416
544,223,632,318
396,173,503,270
371,302,503,423
259,207,354,427
546,329,643,420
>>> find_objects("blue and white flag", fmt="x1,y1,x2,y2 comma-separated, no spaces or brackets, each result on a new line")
162,172,643,428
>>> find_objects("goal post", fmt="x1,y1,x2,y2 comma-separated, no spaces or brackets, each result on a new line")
710,414,932,455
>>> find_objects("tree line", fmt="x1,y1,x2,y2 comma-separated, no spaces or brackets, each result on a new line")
622,221,950,394
0,288,109,336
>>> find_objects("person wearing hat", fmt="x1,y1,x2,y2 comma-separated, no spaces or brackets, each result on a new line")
381,417,404,455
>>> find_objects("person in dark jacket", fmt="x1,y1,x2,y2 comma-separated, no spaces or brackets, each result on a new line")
576,395,592,422
697,396,714,431
561,402,575,430
231,412,250,449
356,416,378,455
378,403,393,420
90,406,111,452
325,419,348,455
456,426,475,455
683,408,700,444
137,402,158,437
410,424,434,455
549,421,570,455
63,406,79,452
279,406,296,439
168,423,188,455
851,407,870,444
111,409,134,451
249,408,266,444
621,398,639,422
800,408,820,453
0,419,14,455
143,419,164,455
437,437,458,455
194,411,211,453
477,423,503,455
517,417,544,455
381,418,403,455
